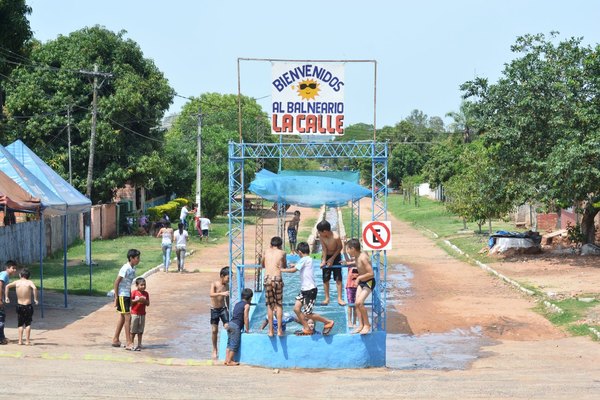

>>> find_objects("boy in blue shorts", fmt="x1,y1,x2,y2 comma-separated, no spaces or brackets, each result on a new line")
225,288,252,366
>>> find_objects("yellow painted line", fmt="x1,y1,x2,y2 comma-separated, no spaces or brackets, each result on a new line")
0,351,22,358
2,349,214,366
41,352,71,360
187,359,213,366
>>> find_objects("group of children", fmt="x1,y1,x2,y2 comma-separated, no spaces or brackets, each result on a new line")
112,249,149,351
1,211,374,366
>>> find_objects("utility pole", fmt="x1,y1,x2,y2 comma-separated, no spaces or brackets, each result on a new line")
67,104,72,185
76,64,112,267
195,105,202,218
80,64,113,199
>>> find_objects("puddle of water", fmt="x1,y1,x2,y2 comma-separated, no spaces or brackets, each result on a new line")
162,262,494,370
386,327,494,370
387,263,413,306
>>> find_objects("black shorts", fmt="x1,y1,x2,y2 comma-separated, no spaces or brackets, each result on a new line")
17,304,34,327
296,288,317,315
359,278,376,291
116,296,131,314
211,307,229,326
322,254,342,282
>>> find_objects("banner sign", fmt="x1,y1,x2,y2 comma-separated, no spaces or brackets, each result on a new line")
271,62,345,136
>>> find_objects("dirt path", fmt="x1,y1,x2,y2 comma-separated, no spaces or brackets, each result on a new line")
2,201,600,399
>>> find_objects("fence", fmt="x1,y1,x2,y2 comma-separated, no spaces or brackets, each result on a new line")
0,203,119,265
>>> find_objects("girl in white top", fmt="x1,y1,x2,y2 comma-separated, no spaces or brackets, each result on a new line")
156,222,173,272
174,222,189,272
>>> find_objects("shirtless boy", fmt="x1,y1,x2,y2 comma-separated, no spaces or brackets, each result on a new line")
345,239,375,334
261,236,288,337
285,210,301,254
317,220,345,306
4,268,38,345
210,267,230,359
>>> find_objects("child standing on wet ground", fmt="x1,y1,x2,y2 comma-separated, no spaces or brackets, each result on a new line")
130,277,149,351
345,239,375,334
225,288,252,366
4,268,38,345
261,236,287,337
210,267,230,360
282,242,335,335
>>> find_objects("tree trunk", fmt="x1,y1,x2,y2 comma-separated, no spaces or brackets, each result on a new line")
580,205,599,244
488,218,493,235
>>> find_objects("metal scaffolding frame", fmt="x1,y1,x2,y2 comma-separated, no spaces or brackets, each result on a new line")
228,141,388,331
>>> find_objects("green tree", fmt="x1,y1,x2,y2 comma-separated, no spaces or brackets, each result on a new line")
2,26,174,202
0,0,33,109
444,141,513,233
388,145,424,188
462,33,600,243
164,93,271,218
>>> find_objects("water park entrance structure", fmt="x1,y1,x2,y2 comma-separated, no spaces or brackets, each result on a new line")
223,140,388,368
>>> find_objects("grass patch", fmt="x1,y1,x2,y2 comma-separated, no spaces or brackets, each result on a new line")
535,298,600,338
388,194,519,261
21,214,248,296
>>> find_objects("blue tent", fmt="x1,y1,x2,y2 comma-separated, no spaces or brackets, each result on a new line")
7,140,90,215
0,142,92,315
0,145,67,215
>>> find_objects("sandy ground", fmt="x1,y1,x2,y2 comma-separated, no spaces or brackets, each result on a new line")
2,200,600,399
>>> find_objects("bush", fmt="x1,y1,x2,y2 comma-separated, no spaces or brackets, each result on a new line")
147,200,182,222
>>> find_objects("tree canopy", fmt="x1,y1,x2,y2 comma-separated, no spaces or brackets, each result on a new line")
164,93,272,218
1,26,174,202
461,33,600,242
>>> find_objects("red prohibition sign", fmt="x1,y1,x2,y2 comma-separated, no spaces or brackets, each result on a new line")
362,221,391,250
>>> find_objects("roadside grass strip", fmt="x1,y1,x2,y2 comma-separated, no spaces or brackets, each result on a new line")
441,236,600,342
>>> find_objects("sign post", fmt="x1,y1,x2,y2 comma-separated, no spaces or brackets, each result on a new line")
362,221,392,251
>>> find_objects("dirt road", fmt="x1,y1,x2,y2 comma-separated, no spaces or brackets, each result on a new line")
2,203,600,399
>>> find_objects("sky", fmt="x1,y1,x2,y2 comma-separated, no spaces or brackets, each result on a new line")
26,0,600,128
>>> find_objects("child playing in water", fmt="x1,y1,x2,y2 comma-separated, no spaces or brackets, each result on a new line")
261,236,287,337
225,288,252,366
259,312,298,333
345,239,375,334
4,268,38,345
342,242,359,328
282,241,335,335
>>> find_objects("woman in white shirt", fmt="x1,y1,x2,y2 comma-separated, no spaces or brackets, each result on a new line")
174,222,189,272
156,222,174,272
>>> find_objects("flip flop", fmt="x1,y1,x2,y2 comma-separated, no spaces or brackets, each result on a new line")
124,345,134,351
111,342,121,348
322,321,335,335
294,329,314,336
133,347,141,351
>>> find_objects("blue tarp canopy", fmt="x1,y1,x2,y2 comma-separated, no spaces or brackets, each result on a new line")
7,140,90,214
0,140,92,314
249,169,371,207
0,144,66,215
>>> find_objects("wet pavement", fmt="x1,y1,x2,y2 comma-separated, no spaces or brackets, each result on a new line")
157,262,495,370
